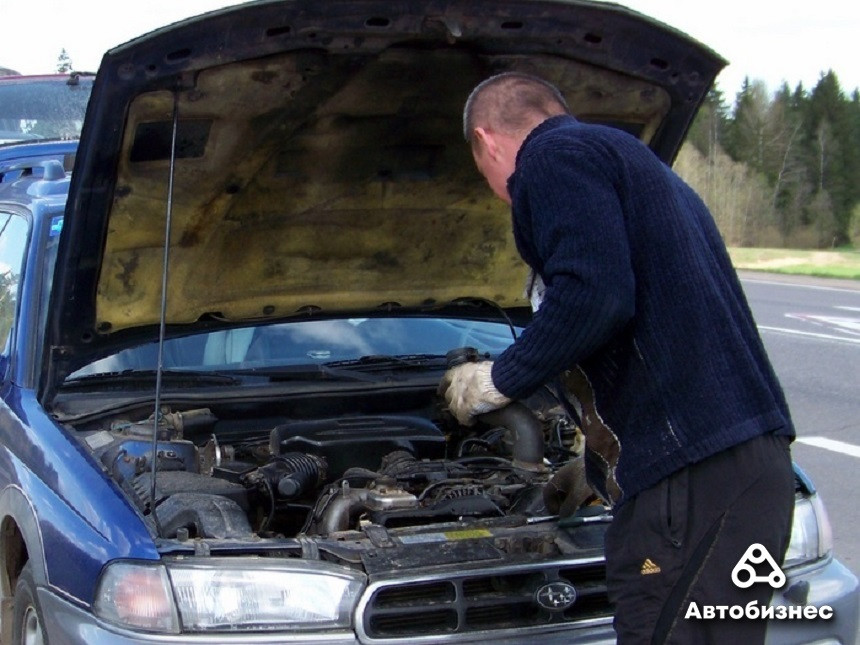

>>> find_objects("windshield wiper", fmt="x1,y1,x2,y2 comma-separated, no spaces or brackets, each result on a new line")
222,364,383,383
64,369,240,388
210,356,448,382
324,353,449,369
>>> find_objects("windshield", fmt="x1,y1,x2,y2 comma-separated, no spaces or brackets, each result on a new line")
69,317,520,379
0,74,93,145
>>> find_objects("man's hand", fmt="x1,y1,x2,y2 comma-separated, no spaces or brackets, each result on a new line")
438,361,511,426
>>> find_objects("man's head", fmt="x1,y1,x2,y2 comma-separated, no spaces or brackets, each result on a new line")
463,73,569,203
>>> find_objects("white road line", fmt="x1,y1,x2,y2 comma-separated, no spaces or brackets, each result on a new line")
784,313,860,337
758,325,860,345
795,437,860,459
836,306,860,312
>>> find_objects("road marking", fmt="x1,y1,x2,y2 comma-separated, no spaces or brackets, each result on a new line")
784,313,860,336
836,306,860,312
795,437,860,459
758,325,860,345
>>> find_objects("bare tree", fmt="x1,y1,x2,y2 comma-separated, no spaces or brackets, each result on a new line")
674,142,771,246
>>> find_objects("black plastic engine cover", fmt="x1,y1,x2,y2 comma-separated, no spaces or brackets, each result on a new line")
132,471,254,539
270,415,446,479
155,492,253,539
134,470,250,510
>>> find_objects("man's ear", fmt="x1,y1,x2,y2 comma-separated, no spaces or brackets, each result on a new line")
473,126,500,160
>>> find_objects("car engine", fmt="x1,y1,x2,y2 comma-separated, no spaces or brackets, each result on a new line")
78,389,589,544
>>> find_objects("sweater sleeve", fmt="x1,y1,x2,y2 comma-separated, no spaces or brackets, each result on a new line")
491,139,636,399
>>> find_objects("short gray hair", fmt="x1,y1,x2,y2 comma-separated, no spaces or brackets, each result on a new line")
463,72,569,143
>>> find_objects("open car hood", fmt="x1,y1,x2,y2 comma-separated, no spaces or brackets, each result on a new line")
44,0,724,395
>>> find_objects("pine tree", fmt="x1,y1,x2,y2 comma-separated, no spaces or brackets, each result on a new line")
56,48,72,74
804,71,853,245
686,85,730,159
725,78,771,172
849,90,860,242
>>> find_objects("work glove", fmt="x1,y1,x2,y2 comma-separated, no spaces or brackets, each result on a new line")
438,361,511,426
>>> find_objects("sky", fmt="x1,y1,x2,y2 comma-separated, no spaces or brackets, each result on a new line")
1,0,857,100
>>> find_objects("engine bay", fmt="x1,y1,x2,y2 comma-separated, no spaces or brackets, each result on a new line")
75,376,604,565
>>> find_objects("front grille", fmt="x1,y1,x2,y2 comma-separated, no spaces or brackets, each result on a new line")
360,558,612,640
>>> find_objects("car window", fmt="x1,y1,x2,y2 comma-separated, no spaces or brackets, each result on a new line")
70,317,519,377
0,75,93,145
0,212,29,349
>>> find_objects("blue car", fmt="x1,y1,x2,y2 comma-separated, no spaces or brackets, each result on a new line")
0,1,856,643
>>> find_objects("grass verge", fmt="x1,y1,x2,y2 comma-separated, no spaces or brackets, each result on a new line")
728,247,860,280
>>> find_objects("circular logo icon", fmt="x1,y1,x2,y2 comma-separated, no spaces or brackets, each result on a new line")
534,581,577,612
731,543,787,589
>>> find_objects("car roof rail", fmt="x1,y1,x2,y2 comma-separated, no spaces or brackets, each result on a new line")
27,160,70,197
0,159,70,197
0,158,66,184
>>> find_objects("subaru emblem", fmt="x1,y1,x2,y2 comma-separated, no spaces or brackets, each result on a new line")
534,581,577,612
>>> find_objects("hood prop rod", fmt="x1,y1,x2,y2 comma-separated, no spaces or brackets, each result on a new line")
148,90,181,530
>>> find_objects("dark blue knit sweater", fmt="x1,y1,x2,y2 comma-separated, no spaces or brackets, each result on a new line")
491,115,794,503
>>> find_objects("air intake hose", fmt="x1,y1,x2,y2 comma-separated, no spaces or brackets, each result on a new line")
254,453,327,499
445,347,545,472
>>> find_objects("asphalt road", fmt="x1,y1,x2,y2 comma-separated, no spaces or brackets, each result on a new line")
738,272,860,579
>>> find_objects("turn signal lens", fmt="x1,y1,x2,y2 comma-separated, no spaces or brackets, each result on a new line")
94,562,179,633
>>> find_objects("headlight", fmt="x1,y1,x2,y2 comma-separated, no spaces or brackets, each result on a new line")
169,558,365,631
783,493,833,568
94,558,366,633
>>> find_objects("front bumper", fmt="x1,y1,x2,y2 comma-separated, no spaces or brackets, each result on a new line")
38,556,856,645
38,585,615,645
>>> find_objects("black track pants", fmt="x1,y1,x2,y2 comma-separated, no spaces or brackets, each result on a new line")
605,433,794,645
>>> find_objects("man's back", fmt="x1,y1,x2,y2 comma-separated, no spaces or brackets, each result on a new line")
497,115,795,502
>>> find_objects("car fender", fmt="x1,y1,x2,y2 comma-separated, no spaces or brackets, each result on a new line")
0,483,48,585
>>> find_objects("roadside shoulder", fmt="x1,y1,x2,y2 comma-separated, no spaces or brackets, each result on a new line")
737,270,860,292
